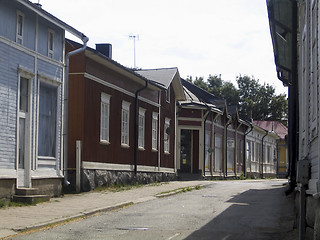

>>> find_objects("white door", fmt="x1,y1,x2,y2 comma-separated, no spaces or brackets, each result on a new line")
17,77,30,188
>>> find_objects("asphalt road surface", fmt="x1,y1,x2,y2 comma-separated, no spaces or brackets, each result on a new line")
9,180,297,240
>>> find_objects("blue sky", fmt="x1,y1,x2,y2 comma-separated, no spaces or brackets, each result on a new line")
40,0,287,95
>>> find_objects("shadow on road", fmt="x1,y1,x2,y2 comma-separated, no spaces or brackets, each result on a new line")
184,185,298,240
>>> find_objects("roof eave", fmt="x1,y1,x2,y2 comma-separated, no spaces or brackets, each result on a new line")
17,0,87,41
84,50,161,91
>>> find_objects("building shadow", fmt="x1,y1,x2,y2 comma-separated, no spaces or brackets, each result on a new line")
184,185,297,240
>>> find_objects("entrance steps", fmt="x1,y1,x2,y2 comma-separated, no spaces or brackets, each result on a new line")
12,188,50,204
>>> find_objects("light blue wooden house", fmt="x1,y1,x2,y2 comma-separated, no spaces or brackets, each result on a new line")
0,0,87,198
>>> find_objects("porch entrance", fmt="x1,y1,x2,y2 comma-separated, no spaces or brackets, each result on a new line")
180,129,199,173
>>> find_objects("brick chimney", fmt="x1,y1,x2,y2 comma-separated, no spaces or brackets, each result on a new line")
96,44,112,59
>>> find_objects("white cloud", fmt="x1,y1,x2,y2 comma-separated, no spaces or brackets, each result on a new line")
41,0,287,94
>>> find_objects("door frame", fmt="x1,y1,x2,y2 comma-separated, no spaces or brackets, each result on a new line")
16,73,33,188
177,126,202,174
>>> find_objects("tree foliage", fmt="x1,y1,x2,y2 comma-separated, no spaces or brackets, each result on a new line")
186,74,288,122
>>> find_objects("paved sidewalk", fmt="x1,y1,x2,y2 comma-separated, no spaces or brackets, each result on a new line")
0,180,212,239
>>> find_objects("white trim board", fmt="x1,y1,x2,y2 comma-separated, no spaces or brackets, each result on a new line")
83,73,160,107
0,169,17,179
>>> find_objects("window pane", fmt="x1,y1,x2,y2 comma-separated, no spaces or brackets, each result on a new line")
138,114,144,147
100,102,109,142
20,77,28,112
38,82,57,157
19,118,25,169
152,118,158,150
49,32,54,51
215,135,222,171
121,110,129,145
18,15,23,36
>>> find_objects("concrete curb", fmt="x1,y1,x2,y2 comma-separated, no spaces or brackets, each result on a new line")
154,185,203,198
0,181,210,239
11,201,134,233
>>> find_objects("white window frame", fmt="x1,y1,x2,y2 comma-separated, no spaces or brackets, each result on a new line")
152,112,158,151
38,81,59,159
16,10,24,44
121,101,131,147
165,87,170,103
100,93,111,144
48,29,55,58
138,108,146,149
164,118,170,154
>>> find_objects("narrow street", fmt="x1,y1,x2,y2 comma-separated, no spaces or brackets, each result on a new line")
8,180,297,240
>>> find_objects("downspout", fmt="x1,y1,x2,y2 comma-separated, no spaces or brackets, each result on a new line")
286,0,298,197
203,109,210,177
134,81,149,175
235,122,243,177
225,118,232,177
244,124,253,178
63,36,89,186
261,130,269,179
212,113,220,176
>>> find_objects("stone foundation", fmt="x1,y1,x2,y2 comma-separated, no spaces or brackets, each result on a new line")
68,169,177,192
32,178,63,197
0,179,15,199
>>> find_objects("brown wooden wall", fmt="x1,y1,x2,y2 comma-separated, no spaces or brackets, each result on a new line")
67,44,175,170
159,85,176,168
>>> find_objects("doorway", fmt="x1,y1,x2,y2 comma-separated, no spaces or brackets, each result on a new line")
180,129,199,173
17,77,30,188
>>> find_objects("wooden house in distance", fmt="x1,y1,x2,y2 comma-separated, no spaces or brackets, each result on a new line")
253,120,288,177
177,79,250,179
245,122,279,179
66,40,184,191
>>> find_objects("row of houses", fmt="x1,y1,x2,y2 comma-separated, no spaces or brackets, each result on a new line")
0,0,288,199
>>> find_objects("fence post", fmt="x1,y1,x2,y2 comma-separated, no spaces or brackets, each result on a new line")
76,140,82,193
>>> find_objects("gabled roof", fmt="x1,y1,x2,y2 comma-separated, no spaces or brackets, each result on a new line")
253,120,288,139
136,68,185,101
180,78,225,113
66,39,161,91
16,0,87,41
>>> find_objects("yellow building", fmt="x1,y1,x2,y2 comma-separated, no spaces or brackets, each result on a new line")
253,121,288,177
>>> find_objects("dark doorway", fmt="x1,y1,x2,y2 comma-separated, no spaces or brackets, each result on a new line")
180,129,192,173
180,129,200,173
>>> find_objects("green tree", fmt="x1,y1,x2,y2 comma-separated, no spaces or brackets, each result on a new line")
270,94,288,121
207,74,223,97
185,74,288,122
220,82,240,106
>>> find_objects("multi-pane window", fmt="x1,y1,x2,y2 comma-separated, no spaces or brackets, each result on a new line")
16,11,24,44
48,29,54,58
121,101,130,146
138,108,145,149
215,134,222,171
267,146,271,163
152,112,158,150
38,82,57,157
164,118,170,153
227,138,234,172
100,93,111,143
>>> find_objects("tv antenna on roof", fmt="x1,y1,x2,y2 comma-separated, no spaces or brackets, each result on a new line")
129,34,139,69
